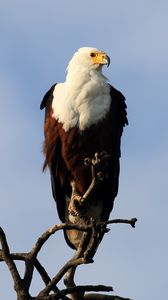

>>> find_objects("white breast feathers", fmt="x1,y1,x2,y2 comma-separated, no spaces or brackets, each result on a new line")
52,71,111,132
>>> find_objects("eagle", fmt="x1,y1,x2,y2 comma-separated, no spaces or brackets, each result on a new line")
40,47,128,250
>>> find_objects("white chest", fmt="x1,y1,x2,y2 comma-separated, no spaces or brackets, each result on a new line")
52,76,111,132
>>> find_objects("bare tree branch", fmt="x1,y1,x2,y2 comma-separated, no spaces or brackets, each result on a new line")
46,285,113,300
34,259,60,294
84,295,133,300
100,218,137,229
0,227,31,300
0,217,136,300
37,256,93,297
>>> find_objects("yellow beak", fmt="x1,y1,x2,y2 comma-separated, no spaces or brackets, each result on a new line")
92,52,110,67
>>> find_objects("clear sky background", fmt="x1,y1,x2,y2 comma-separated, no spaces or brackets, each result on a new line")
0,1,168,299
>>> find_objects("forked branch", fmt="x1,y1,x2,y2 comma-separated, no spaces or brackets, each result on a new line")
0,217,136,300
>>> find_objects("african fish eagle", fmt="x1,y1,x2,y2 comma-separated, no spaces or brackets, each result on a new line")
40,47,128,249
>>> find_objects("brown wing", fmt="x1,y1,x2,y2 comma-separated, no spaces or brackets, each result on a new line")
40,84,68,223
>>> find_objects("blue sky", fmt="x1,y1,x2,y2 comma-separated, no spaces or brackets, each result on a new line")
0,1,168,299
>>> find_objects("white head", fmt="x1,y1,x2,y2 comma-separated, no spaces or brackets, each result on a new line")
52,47,111,131
66,47,110,81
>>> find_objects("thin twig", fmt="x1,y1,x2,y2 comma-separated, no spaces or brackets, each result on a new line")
30,223,93,258
37,256,93,297
0,227,30,299
100,218,137,229
48,285,113,300
84,220,100,260
34,259,60,294
84,294,133,300
0,252,27,262
24,259,34,291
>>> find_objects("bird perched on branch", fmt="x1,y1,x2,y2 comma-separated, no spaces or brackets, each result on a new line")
40,47,128,249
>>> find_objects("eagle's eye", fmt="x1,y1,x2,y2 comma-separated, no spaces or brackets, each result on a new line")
90,52,96,57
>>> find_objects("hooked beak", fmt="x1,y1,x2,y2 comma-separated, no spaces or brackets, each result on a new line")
105,55,110,67
91,51,111,68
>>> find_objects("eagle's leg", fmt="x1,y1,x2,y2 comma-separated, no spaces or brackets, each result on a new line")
68,181,82,217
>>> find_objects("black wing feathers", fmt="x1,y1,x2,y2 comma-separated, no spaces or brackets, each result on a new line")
109,84,128,157
40,83,56,111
